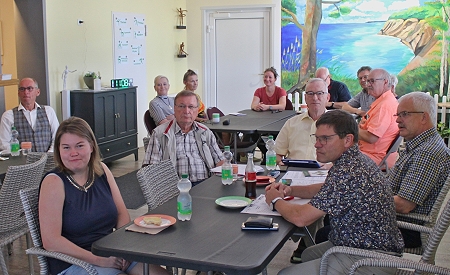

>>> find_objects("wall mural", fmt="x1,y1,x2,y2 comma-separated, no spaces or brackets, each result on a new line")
281,0,448,97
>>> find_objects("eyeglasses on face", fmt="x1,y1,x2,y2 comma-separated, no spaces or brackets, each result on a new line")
310,134,338,145
366,78,384,84
175,105,198,110
18,86,36,92
305,91,327,97
393,111,424,119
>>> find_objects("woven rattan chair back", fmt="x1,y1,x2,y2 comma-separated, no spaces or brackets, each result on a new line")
0,153,47,275
0,153,46,232
20,187,98,275
397,174,450,257
26,152,56,176
136,159,180,211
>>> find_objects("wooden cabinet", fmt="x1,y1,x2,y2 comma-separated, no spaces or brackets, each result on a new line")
70,87,138,163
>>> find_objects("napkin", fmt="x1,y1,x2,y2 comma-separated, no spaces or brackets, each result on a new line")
125,223,167,235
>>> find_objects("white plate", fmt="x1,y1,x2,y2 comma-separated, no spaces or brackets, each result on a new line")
215,196,252,209
134,214,176,229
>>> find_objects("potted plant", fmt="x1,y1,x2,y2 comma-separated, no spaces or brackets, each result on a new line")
83,71,101,89
437,122,450,144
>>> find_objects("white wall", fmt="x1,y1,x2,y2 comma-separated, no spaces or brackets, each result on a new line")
186,0,281,100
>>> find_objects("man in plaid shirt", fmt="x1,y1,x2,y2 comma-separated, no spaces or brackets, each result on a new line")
388,92,450,248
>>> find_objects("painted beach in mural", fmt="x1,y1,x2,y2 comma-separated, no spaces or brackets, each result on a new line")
281,0,444,96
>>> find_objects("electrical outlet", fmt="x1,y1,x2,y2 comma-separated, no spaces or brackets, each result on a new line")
77,19,84,25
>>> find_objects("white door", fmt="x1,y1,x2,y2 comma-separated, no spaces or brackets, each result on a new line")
204,8,272,115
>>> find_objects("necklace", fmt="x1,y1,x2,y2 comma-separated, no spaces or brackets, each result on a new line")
159,96,173,110
65,169,95,192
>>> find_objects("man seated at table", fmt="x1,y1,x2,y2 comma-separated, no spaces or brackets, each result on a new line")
142,90,225,186
388,91,450,248
359,68,399,168
314,67,351,109
274,77,329,263
339,66,376,116
275,78,329,164
265,110,404,275
148,75,175,126
0,77,59,152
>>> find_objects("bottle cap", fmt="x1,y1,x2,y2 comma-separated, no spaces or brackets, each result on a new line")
268,135,273,140
224,146,230,151
181,174,188,179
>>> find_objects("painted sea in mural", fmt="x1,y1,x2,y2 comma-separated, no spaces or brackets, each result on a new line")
281,22,415,77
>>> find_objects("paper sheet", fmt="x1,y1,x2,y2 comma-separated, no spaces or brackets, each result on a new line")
228,112,246,116
240,194,311,216
281,171,327,186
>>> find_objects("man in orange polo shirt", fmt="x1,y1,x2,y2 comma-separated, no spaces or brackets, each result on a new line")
358,68,399,168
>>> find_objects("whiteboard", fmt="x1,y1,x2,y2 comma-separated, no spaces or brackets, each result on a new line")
112,12,147,148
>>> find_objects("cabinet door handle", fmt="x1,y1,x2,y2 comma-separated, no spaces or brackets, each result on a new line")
116,113,121,118
106,149,110,152
127,142,131,145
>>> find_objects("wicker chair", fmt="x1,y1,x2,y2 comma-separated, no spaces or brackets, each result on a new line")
20,187,98,275
378,133,403,173
0,153,47,275
136,159,179,211
136,160,181,275
319,194,450,275
26,152,56,176
397,173,450,258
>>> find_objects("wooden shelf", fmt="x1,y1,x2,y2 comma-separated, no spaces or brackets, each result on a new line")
0,79,19,87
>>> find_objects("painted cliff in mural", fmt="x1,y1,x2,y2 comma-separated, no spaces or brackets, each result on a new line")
281,0,448,96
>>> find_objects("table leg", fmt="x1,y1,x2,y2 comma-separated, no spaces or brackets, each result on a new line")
144,263,149,275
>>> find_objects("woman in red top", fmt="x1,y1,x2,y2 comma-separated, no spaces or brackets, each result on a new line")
251,67,287,111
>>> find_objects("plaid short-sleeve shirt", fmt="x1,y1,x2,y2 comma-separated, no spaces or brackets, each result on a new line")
387,128,450,222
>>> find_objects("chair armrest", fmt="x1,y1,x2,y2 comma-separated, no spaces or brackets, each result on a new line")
319,246,400,275
26,247,99,275
397,221,433,235
397,212,433,224
349,257,450,275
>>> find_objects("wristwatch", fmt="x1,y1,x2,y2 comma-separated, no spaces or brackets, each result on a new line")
269,106,273,111
330,102,335,108
271,197,283,211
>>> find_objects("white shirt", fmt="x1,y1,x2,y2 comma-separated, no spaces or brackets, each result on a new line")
0,102,59,152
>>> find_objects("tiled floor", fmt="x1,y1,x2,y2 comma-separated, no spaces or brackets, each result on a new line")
3,147,450,275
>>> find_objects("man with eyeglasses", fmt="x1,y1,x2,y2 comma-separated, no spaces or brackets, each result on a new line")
266,110,404,275
314,67,351,109
142,90,224,186
274,78,329,264
388,92,450,248
359,68,399,168
0,78,59,152
340,66,376,116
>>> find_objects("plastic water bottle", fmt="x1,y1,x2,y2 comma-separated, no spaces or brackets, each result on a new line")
266,135,277,170
221,146,233,185
10,126,20,157
177,174,192,221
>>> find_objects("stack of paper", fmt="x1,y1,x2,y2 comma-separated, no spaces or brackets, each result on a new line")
0,74,12,80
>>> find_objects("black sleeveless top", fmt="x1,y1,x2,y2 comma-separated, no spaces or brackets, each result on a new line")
41,170,118,274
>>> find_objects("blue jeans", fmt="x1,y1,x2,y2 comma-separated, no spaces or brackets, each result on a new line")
58,261,137,275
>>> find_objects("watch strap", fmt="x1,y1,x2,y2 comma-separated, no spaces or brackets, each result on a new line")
271,197,283,211
331,102,335,108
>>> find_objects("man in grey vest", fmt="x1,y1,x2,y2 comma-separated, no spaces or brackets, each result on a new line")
142,90,225,186
0,78,59,152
